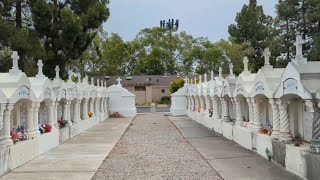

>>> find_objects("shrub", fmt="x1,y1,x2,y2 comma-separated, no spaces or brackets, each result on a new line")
169,78,185,93
160,96,171,104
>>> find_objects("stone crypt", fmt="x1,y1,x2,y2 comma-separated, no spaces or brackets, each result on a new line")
171,35,320,180
0,52,136,176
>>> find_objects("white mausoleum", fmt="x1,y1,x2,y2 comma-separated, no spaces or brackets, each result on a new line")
171,35,320,180
0,52,136,176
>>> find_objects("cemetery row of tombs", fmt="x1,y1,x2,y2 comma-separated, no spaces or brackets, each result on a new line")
0,51,137,176
171,35,320,179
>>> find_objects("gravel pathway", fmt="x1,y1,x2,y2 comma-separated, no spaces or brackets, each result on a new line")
92,114,222,180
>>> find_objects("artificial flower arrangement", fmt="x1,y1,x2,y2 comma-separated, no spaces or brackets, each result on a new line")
88,112,94,118
10,126,28,143
198,107,201,112
57,118,68,129
39,124,52,134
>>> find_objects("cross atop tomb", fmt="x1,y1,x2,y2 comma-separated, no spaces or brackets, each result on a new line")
194,77,197,84
219,67,223,78
199,75,202,83
78,74,82,84
293,35,307,64
211,70,214,81
36,60,45,78
263,48,271,66
243,56,249,73
68,70,73,81
97,79,100,87
229,63,235,79
190,78,193,84
9,51,22,75
184,77,188,84
204,73,207,82
55,66,60,79
116,77,122,86
91,77,94,85
294,35,305,57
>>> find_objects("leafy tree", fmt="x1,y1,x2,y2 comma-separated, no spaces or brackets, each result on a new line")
30,0,110,78
169,78,185,93
228,0,273,72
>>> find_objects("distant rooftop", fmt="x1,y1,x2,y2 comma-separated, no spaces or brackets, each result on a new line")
96,75,201,87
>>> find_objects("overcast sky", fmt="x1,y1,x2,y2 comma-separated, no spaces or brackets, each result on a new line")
103,0,278,42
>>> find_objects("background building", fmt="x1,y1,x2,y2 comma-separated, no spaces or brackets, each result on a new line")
97,75,198,105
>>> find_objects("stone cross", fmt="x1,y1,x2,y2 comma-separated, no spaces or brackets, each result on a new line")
36,60,45,78
229,63,235,79
294,35,305,57
204,73,207,82
194,77,197,84
199,75,202,83
116,77,122,86
55,66,60,79
9,51,22,75
78,74,82,84
97,79,100,87
68,70,72,81
243,56,249,72
211,70,214,80
219,67,223,78
91,77,94,85
190,79,193,84
263,48,271,66
293,35,307,64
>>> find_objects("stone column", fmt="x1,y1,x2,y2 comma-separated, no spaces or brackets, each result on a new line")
74,100,81,123
279,100,293,143
309,102,320,154
0,104,5,137
53,101,59,128
235,98,244,126
95,99,100,121
33,102,40,131
15,104,21,126
246,98,254,129
47,102,55,127
90,100,94,117
62,101,67,121
67,101,73,125
0,104,14,148
270,99,280,140
211,97,220,120
252,98,262,132
221,98,230,122
82,99,89,120
27,103,36,138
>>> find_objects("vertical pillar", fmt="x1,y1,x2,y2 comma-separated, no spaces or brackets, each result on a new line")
67,101,72,125
279,100,292,143
212,97,220,120
0,104,5,137
62,101,68,121
74,100,81,123
95,99,100,121
221,98,230,122
235,98,244,126
27,103,36,138
15,104,20,126
0,104,14,148
33,103,40,132
48,102,55,127
54,101,59,128
90,100,94,117
252,98,262,132
270,99,280,140
82,99,89,120
246,98,254,129
308,101,320,154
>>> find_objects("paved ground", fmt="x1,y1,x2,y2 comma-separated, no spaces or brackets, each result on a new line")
169,116,304,180
1,118,133,180
92,114,222,180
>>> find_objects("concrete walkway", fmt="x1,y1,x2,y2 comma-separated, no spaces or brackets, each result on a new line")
92,114,222,180
1,118,133,180
169,116,303,180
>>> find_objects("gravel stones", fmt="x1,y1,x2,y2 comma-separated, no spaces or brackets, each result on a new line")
92,114,222,180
